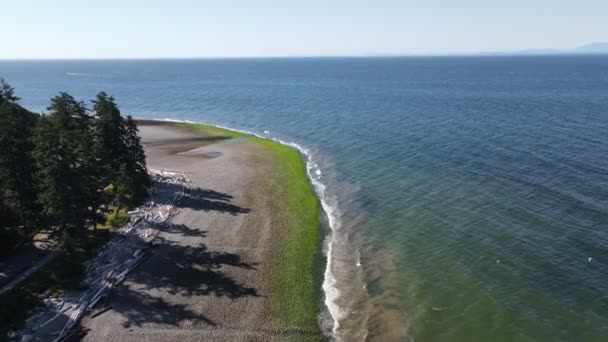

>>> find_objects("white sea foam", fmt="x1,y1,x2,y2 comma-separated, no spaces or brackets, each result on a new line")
158,118,198,124
153,118,344,338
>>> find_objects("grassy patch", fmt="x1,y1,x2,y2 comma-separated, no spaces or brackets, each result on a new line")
174,122,243,139
0,230,111,341
247,136,321,330
98,205,130,229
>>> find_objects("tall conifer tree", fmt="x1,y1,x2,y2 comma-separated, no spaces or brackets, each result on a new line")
92,92,127,182
0,81,37,228
0,78,20,103
33,93,99,233
124,115,150,202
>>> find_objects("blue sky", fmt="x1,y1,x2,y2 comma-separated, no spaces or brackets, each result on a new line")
2,0,607,59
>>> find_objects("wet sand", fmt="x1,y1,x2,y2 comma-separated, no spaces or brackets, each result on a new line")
81,122,322,341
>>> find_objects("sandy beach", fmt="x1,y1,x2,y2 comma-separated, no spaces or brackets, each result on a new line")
80,121,323,341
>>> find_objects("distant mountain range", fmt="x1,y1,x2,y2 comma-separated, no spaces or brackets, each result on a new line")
488,42,608,56
368,43,608,58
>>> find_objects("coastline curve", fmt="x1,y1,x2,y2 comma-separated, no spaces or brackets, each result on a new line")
154,117,357,340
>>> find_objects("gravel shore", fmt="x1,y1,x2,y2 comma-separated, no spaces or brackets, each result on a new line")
81,122,322,341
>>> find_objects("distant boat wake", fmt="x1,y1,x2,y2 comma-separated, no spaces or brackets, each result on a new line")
66,72,90,77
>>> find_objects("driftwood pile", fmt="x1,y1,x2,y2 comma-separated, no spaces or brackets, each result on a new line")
11,170,190,342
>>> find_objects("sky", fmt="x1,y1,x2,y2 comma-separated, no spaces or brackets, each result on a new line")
1,0,607,59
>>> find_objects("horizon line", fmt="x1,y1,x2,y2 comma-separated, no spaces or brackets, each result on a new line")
2,51,608,61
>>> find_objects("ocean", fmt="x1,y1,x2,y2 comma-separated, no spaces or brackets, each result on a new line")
1,56,608,341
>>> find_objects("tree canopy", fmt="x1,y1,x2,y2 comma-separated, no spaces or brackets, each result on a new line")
0,80,150,240
0,95,37,228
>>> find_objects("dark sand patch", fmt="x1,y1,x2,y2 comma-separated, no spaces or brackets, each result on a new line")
177,147,224,158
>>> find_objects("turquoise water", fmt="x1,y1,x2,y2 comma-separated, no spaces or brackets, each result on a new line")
2,56,608,341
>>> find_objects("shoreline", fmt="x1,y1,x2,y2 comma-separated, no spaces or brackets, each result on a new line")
149,118,341,335
155,120,330,335
81,119,328,341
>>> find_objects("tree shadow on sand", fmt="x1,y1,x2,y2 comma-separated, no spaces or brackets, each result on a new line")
75,184,258,336
107,237,259,330
154,182,250,215
110,287,217,329
160,222,207,238
130,237,259,297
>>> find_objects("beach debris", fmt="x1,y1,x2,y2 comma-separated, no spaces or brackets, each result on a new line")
12,169,190,342
19,335,32,342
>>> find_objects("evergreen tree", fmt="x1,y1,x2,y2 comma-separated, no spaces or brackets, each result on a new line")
123,116,150,203
0,81,37,229
0,85,149,238
33,115,65,228
91,93,150,214
81,123,105,231
0,78,20,103
91,92,127,183
33,93,99,233
112,162,135,217
0,83,151,242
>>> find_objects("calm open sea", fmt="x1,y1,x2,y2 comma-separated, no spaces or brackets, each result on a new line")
2,56,608,341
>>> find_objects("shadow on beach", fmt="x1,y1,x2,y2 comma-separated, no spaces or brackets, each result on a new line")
104,187,258,330
154,182,251,216
32,184,259,340
12,160,259,340
109,229,260,330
